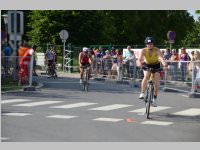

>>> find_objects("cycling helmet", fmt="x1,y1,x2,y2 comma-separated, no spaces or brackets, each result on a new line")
83,47,88,52
144,36,154,44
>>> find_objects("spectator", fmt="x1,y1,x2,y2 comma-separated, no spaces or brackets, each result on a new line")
110,47,116,56
123,45,132,77
188,51,195,78
33,52,38,76
3,43,12,76
169,49,179,81
194,53,200,92
18,42,29,62
127,50,137,78
161,50,165,57
179,47,190,81
19,45,37,85
164,48,171,61
103,50,112,79
113,49,123,80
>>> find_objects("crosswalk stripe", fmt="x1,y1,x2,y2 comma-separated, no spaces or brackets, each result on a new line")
93,118,123,122
129,106,171,113
141,120,173,126
47,115,78,119
172,108,200,116
51,102,98,109
1,137,9,140
13,101,63,107
89,104,133,111
2,113,31,116
1,99,31,104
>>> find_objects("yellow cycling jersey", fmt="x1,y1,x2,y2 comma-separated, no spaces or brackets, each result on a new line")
143,47,159,65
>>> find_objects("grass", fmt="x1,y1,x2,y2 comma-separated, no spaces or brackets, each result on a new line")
1,78,22,91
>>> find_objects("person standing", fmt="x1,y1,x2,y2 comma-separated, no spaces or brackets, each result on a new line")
3,43,12,76
19,45,37,85
169,49,179,81
179,47,190,81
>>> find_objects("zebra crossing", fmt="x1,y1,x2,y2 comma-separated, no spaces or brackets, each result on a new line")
2,99,200,126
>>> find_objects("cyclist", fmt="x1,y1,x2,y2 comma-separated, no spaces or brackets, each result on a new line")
138,36,167,107
79,47,94,83
45,46,57,77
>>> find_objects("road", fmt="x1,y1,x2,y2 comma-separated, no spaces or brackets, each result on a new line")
1,73,200,142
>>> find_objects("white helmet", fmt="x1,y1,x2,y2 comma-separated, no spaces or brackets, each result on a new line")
83,47,88,52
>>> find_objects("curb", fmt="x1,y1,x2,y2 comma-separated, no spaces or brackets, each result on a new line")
1,82,44,94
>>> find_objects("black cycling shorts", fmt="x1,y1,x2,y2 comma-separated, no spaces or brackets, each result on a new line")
143,63,161,71
81,63,90,67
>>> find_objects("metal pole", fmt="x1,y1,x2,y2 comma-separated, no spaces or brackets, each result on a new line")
13,10,17,81
62,40,65,71
191,61,194,92
29,55,33,87
170,43,172,53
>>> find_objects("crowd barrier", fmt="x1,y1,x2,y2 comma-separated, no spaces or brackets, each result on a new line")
90,57,200,94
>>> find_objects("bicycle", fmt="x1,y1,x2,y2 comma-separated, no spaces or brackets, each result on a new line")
81,65,90,92
48,62,57,79
143,67,163,119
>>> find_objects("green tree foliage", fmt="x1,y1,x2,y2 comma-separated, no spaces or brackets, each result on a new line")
25,10,196,47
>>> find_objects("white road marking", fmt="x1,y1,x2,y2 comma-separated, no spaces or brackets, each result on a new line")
93,118,123,122
172,108,200,116
13,101,63,107
178,94,189,98
47,115,78,119
129,106,171,113
89,104,133,111
1,99,31,104
2,113,31,116
141,120,173,126
1,137,9,140
51,102,97,109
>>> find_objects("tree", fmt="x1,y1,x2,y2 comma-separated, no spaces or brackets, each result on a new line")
26,10,195,48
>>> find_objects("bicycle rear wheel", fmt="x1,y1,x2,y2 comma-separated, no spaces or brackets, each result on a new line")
146,84,153,119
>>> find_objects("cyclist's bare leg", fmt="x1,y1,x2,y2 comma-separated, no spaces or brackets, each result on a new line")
153,72,160,96
80,67,84,79
141,70,151,93
88,67,92,79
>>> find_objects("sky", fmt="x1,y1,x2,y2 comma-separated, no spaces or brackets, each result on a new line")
188,10,200,21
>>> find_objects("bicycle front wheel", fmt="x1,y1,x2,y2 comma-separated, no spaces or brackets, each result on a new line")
146,84,153,119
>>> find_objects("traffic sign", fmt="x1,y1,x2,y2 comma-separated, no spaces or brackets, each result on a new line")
167,31,176,41
59,30,69,40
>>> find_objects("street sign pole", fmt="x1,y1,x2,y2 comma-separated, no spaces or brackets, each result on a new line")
13,10,17,81
59,30,69,71
62,40,66,71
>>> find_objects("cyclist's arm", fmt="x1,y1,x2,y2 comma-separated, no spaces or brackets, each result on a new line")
157,49,167,67
137,49,144,68
79,53,82,66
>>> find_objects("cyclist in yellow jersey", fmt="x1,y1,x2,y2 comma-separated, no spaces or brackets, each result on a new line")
138,36,167,107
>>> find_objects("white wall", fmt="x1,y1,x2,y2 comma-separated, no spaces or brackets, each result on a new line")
36,52,45,66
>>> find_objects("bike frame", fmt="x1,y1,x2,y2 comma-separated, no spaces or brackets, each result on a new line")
144,67,162,119
82,65,90,92
145,73,155,119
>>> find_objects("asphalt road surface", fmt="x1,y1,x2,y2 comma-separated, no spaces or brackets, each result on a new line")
1,74,200,142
